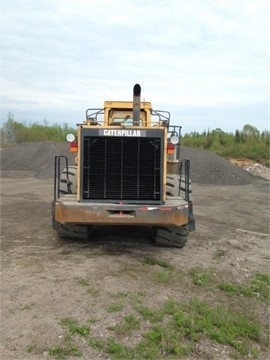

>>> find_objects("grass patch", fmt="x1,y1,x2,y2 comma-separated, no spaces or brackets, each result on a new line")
137,306,163,323
219,272,270,303
48,336,82,359
50,268,269,359
78,278,90,286
87,317,99,324
60,318,90,336
20,303,33,310
142,256,173,269
109,314,141,336
251,273,270,302
77,277,99,296
189,267,213,286
26,345,35,353
218,283,253,297
89,337,127,357
103,296,265,359
112,291,130,299
107,338,126,355
89,337,104,350
125,323,192,359
106,303,124,313
47,318,90,358
175,298,260,346
125,297,262,359
152,269,172,284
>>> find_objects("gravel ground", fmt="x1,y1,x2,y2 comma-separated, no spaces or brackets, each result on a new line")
1,143,269,360
0,142,258,185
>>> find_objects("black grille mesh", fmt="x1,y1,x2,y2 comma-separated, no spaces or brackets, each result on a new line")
82,136,162,201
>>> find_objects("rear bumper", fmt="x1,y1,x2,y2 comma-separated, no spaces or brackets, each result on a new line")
54,195,189,227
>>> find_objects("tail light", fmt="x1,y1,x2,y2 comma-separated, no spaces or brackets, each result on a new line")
69,141,78,153
167,143,175,155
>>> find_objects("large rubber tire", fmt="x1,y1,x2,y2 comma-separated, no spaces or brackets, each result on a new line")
154,225,189,248
59,166,77,195
166,174,192,201
57,223,90,239
153,174,191,248
55,166,90,239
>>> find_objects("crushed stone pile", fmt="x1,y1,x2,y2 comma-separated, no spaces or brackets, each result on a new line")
1,142,257,185
0,142,76,180
180,146,255,185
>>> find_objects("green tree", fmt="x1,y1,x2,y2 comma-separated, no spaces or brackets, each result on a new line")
1,113,27,144
242,124,260,139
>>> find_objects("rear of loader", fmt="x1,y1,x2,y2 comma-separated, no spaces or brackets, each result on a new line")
52,84,195,247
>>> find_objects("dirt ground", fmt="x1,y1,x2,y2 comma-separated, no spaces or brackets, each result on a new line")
0,169,269,359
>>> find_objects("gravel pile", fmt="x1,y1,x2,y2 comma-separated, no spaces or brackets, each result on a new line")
0,142,75,180
180,146,255,185
1,142,255,185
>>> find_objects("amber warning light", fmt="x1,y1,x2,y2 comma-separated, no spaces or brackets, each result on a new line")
69,141,78,153
167,143,175,155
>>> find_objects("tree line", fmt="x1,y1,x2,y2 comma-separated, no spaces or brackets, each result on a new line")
0,113,76,144
1,113,269,164
181,124,269,165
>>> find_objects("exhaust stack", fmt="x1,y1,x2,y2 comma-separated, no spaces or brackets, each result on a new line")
133,84,141,126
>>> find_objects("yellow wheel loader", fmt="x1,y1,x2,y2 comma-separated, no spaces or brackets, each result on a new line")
52,84,195,247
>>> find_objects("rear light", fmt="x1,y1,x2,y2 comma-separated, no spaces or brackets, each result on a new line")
69,141,78,153
167,143,175,155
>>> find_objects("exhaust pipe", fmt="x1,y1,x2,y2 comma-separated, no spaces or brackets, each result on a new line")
133,84,141,126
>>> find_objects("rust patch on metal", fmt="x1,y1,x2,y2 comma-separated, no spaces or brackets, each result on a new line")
55,200,188,227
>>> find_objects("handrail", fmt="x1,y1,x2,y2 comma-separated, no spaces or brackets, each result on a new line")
53,156,69,202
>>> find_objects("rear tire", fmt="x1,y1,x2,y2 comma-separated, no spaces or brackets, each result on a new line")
153,174,191,248
54,166,90,239
166,174,192,201
57,224,91,239
59,166,77,195
154,225,189,248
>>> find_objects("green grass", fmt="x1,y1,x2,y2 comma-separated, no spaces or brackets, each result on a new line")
251,273,270,302
124,298,262,359
219,272,270,303
107,338,126,355
106,303,124,313
89,284,268,359
189,267,213,286
77,277,99,295
20,304,33,310
142,256,173,269
47,318,90,359
26,345,35,353
48,333,82,360
60,318,90,336
88,337,104,350
78,278,90,286
136,306,163,323
152,269,172,284
108,314,141,336
45,268,269,359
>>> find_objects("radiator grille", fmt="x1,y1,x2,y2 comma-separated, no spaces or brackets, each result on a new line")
82,136,162,201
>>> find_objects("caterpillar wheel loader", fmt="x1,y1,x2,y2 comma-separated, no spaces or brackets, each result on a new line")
52,84,195,247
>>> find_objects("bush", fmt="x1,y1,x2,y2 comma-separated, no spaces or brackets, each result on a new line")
0,113,76,145
182,124,269,165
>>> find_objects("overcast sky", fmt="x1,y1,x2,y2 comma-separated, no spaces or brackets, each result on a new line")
2,0,269,134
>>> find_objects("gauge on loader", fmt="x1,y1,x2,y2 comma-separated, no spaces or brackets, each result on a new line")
66,133,76,143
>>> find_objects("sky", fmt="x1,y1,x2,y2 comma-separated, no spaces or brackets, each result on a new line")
1,0,269,134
